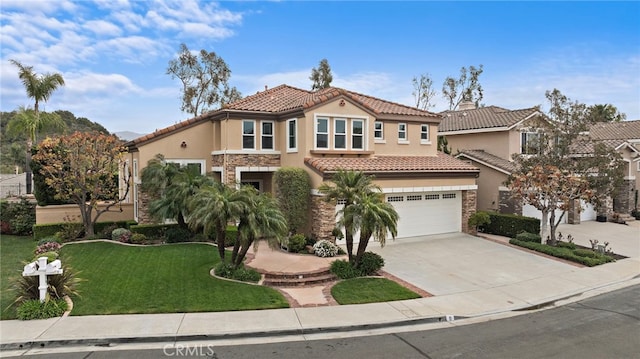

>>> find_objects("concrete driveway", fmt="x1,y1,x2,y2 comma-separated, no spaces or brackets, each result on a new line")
557,221,640,258
368,233,575,296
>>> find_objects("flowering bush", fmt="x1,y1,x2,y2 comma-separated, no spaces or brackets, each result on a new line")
313,240,339,257
35,242,61,256
112,228,132,243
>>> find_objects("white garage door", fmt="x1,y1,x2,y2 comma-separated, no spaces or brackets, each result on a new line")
386,191,462,239
522,200,596,224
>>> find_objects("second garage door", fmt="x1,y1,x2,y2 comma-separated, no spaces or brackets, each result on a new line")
386,191,462,239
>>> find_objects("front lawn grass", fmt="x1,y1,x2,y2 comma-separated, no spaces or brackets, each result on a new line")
331,277,421,305
1,235,36,320
60,241,288,315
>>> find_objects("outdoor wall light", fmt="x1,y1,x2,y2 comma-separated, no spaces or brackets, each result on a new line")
180,141,187,148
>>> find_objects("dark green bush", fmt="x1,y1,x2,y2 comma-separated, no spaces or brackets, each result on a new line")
556,241,577,250
330,259,360,279
274,167,311,234
214,262,261,283
480,212,540,238
17,299,67,320
130,233,147,244
509,239,613,267
130,223,178,239
165,227,192,243
515,232,541,243
573,248,599,258
287,234,307,253
356,252,385,276
34,220,134,240
225,225,237,247
0,198,35,235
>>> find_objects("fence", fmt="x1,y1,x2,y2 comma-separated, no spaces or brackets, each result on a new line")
0,174,29,198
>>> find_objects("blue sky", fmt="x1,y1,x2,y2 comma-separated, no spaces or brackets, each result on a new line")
1,1,639,134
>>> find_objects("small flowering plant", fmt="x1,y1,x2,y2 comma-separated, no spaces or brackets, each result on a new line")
313,239,339,258
112,228,132,243
35,242,61,256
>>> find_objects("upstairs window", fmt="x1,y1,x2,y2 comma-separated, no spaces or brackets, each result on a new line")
398,123,407,142
334,118,346,149
287,119,297,152
374,121,384,140
242,120,255,149
261,121,274,150
352,120,364,149
420,124,430,143
316,118,329,149
521,132,541,155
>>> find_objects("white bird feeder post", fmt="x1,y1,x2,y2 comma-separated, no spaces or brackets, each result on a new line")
22,257,63,302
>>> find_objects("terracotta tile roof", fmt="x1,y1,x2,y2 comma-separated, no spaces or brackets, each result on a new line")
589,120,640,140
438,106,540,132
128,84,438,148
304,153,479,174
457,150,517,174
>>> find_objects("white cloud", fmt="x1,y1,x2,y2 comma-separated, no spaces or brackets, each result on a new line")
83,20,123,37
180,23,234,39
64,71,141,95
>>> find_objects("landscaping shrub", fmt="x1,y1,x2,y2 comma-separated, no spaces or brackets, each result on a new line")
165,227,192,243
515,232,541,243
130,223,178,239
12,265,81,305
111,228,132,243
509,238,613,266
225,225,238,247
37,236,62,246
468,211,491,232
214,262,261,283
17,299,67,320
313,239,339,257
573,248,599,258
34,251,59,263
33,223,63,240
130,233,147,244
357,252,385,276
35,242,61,256
481,212,540,238
287,234,307,253
556,241,577,250
330,259,360,279
274,167,311,234
0,198,35,236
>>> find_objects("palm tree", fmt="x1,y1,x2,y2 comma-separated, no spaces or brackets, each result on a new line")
10,60,65,193
188,182,245,260
233,187,287,268
348,191,398,266
318,170,380,262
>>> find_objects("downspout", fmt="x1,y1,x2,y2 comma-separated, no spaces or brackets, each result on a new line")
223,111,229,184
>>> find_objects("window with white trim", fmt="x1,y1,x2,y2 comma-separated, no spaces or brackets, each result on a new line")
132,159,138,181
374,121,384,140
420,124,430,143
352,119,364,149
316,118,329,149
242,120,255,149
334,118,346,149
287,118,297,152
521,132,541,155
261,121,274,150
398,123,407,141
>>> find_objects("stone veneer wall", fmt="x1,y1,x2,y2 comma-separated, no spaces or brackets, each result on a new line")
613,179,635,214
309,195,335,242
212,153,280,184
461,190,477,234
136,190,154,224
567,199,581,225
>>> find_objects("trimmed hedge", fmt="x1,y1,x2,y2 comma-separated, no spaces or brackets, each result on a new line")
480,211,540,238
515,232,541,243
33,220,135,240
129,223,178,239
509,239,614,267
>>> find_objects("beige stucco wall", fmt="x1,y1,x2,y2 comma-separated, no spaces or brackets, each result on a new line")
374,122,438,156
36,203,134,224
469,161,509,211
447,131,511,159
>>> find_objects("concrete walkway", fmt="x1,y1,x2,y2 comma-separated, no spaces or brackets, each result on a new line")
1,222,638,354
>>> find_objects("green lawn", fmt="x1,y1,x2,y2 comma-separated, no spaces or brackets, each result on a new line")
60,241,288,315
331,277,421,305
1,235,36,320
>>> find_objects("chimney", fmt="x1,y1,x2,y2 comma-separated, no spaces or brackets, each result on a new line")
264,85,268,91
458,100,475,111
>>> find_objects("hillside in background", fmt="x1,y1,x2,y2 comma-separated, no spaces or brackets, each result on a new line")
114,131,147,141
0,110,112,173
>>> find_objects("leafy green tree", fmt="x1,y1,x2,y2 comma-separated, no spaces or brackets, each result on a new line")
412,73,436,110
9,60,65,193
233,187,287,268
587,104,626,122
319,170,381,262
274,167,311,234
188,182,245,260
310,58,333,90
343,191,398,266
31,132,129,237
509,89,625,244
442,64,483,110
167,43,242,116
437,135,451,154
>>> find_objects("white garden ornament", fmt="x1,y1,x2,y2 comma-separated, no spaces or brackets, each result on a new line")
22,257,63,302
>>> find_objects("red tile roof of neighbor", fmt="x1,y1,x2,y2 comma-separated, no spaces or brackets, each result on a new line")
128,85,439,147
304,153,479,174
438,106,540,132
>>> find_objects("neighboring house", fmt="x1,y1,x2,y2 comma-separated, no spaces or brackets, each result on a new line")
438,102,548,216
125,85,479,241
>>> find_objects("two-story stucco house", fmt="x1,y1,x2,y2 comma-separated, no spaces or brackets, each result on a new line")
125,85,479,241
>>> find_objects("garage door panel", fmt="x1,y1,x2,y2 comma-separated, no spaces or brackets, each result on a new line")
387,191,461,238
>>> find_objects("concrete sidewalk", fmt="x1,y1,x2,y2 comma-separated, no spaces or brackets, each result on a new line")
2,255,639,353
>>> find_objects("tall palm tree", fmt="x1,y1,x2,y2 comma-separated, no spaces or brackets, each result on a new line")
233,187,287,268
10,60,65,193
347,191,398,266
188,182,245,260
318,170,380,262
